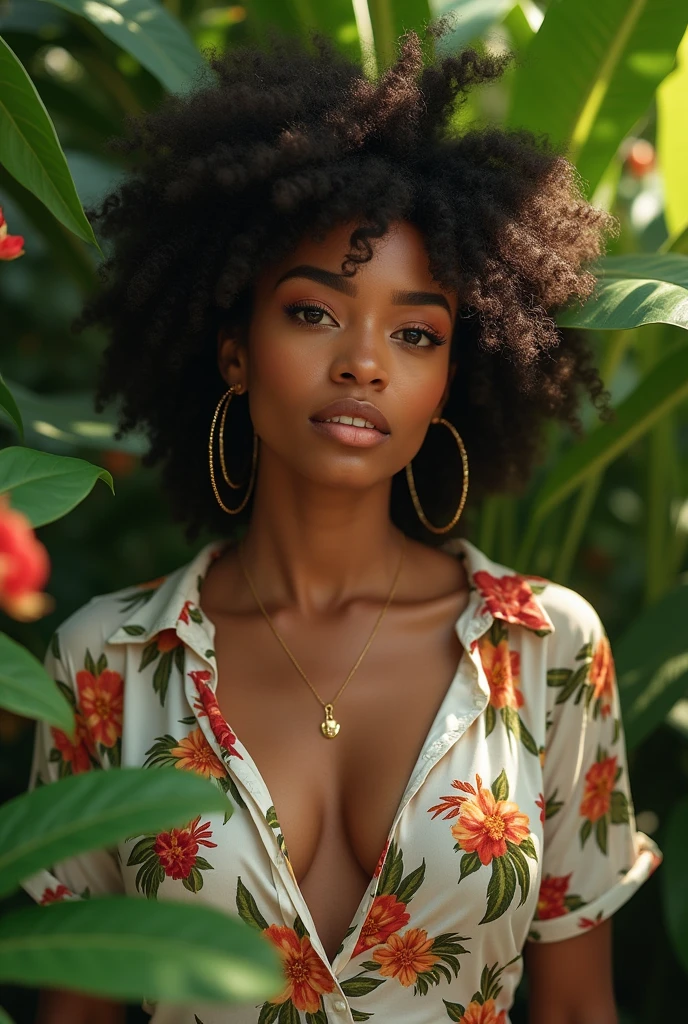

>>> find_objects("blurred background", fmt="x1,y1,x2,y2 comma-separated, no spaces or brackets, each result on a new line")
0,1,687,1021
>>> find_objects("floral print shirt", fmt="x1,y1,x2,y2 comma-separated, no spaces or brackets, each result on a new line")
20,537,661,1024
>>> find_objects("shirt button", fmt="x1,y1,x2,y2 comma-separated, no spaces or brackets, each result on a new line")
333,999,347,1011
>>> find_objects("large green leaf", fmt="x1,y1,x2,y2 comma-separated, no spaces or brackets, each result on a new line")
369,0,433,65
662,797,688,975
0,35,100,251
615,583,688,750
0,767,229,898
556,254,688,331
0,379,148,455
45,0,209,95
0,634,74,736
506,0,687,197
0,447,113,527
524,343,688,523
0,897,281,1003
0,372,23,441
246,0,363,62
657,29,688,238
432,0,515,51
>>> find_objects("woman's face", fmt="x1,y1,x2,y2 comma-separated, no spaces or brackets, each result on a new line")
218,219,458,492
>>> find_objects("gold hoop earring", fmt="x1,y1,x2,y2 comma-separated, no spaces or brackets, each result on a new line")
209,384,258,515
405,417,469,535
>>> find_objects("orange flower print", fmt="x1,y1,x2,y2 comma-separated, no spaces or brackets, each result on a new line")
535,874,571,919
352,894,410,957
589,635,614,718
169,727,226,779
580,755,617,823
263,925,335,1013
190,670,243,759
579,911,605,930
535,793,546,824
154,815,217,880
372,927,438,987
451,775,530,865
374,839,390,877
50,710,95,774
477,633,523,710
460,998,507,1024
155,627,183,652
40,883,74,905
76,663,123,749
472,570,551,633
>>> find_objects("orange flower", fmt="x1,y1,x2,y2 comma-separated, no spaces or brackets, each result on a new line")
535,793,546,824
155,627,183,652
170,727,226,779
76,666,123,748
461,998,507,1024
535,873,571,920
154,814,217,879
40,883,74,904
477,634,523,710
0,206,25,260
190,670,243,759
589,636,614,718
352,894,410,957
373,839,390,877
451,775,530,865
580,756,617,823
372,927,438,987
50,710,96,773
263,925,335,1013
178,600,194,624
0,493,52,621
473,570,551,632
136,575,167,591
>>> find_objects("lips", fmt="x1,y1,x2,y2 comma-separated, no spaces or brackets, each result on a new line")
310,399,390,434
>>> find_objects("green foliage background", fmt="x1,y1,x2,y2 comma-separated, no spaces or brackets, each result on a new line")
0,1,687,1021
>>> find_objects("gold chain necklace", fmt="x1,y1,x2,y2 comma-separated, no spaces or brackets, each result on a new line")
237,535,406,738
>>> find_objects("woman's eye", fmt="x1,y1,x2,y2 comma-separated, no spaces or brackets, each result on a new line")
285,302,337,327
393,327,446,348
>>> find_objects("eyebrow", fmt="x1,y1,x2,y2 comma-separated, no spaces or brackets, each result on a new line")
274,264,453,316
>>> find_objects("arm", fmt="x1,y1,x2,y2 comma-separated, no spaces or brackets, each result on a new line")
525,921,617,1024
36,987,125,1024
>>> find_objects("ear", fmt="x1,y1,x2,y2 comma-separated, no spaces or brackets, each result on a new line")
217,322,249,391
431,361,458,420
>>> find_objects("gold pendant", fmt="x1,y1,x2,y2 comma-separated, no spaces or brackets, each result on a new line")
321,703,340,738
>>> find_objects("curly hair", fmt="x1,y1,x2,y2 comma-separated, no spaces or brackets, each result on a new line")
74,19,618,546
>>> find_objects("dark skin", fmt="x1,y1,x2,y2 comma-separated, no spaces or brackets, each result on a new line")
36,220,617,1024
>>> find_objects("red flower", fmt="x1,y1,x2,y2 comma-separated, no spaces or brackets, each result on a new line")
76,666,123,748
477,633,523,710
155,627,183,652
535,793,546,824
178,600,193,624
50,710,96,773
373,839,390,877
154,814,217,879
189,670,243,759
263,925,335,1012
579,911,604,930
352,894,410,957
40,883,74,904
372,927,438,987
461,999,507,1024
589,636,615,718
580,756,617,823
473,570,551,633
535,874,572,920
0,206,25,261
450,775,530,865
0,493,52,621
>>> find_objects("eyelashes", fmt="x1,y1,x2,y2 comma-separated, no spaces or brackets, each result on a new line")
282,300,447,348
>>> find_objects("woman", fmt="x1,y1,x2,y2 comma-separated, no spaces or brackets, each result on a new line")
22,23,660,1024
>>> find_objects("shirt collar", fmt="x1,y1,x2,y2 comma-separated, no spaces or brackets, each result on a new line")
105,535,555,648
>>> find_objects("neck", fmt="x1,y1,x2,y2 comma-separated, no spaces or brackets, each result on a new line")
238,450,406,616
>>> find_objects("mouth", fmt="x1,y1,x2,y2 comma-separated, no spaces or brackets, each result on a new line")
310,399,390,449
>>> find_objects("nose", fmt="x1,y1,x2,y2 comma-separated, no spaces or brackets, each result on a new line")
329,326,389,390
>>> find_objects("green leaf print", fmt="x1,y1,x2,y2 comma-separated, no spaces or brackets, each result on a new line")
596,815,609,855
458,850,481,883
377,839,404,896
611,790,629,824
340,975,385,997
491,769,509,802
580,818,593,847
50,631,61,659
395,861,426,904
84,648,97,676
506,842,530,906
484,703,496,737
277,1000,300,1024
480,854,516,925
350,1010,373,1021
293,915,308,940
519,836,538,860
443,999,466,1021
123,623,148,636
546,667,571,687
236,877,269,931
305,1009,328,1024
258,1003,280,1024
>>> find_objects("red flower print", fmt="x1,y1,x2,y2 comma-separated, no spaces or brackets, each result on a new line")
427,779,476,821
477,633,523,710
460,998,507,1024
155,627,183,652
76,666,123,748
50,710,96,774
535,874,572,920
0,206,25,261
372,927,438,987
451,775,530,865
189,670,243,759
589,635,615,718
352,894,410,957
580,756,617,823
178,600,193,624
154,814,217,880
0,493,52,621
40,883,74,904
535,793,546,824
374,839,390,877
473,570,551,633
579,911,604,930
169,727,226,779
262,925,335,1013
